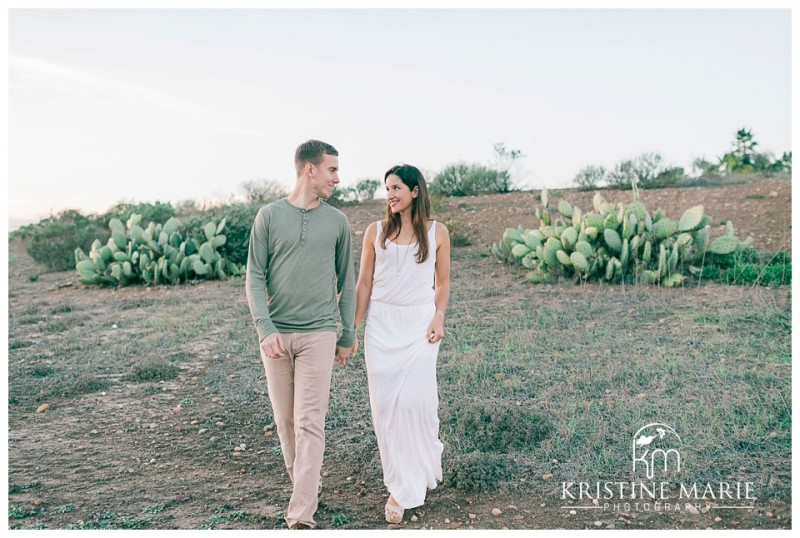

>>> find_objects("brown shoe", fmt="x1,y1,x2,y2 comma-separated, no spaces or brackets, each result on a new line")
289,522,313,530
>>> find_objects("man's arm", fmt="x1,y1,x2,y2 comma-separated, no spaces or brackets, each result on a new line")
245,208,279,343
334,215,356,351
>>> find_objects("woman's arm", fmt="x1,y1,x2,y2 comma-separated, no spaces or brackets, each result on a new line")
354,222,377,330
427,222,451,343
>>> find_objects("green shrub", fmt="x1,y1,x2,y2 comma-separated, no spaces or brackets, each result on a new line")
694,249,791,287
445,452,512,492
187,203,260,266
445,220,473,247
27,210,107,272
126,358,179,383
96,201,176,229
430,163,511,196
447,402,550,453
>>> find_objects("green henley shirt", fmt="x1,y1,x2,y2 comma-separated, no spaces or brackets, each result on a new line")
245,198,356,347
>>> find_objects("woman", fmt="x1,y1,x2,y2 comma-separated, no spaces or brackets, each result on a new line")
354,164,451,524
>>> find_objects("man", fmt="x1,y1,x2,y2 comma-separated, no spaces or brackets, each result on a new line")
245,140,356,529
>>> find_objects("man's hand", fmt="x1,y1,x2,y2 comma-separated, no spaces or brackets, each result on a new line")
260,333,286,359
335,344,354,366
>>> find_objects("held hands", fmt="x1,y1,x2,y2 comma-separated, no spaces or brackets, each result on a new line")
260,333,286,359
426,311,445,344
335,341,356,366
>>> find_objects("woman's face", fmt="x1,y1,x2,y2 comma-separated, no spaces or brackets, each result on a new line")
385,174,417,214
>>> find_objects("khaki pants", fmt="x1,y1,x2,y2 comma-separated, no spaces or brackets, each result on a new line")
260,331,337,528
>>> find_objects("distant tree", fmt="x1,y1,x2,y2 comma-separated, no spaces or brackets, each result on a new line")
692,157,722,178
606,159,638,189
355,178,381,201
606,153,684,189
491,143,524,193
325,186,358,207
240,178,287,203
572,165,607,191
718,128,791,177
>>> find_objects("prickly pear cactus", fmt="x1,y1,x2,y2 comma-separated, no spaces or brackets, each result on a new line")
492,189,754,286
74,214,244,287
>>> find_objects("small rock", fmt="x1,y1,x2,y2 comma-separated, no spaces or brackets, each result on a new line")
508,504,517,510
264,423,275,431
542,473,553,481
127,468,135,473
387,524,401,530
36,403,50,414
100,392,107,396
150,458,156,464
198,429,208,434
216,421,225,427
234,446,242,452
266,431,273,437
766,511,773,517
469,513,476,519
769,191,778,197
515,515,524,521
607,524,615,529
112,324,118,329
346,476,352,481
232,452,241,457
594,520,602,526
34,499,43,506
769,431,778,439
714,517,722,522
173,404,182,413
586,321,596,329
239,443,246,450
444,519,450,524
491,508,502,517
686,504,699,515
636,393,646,399
739,466,747,472
323,471,330,477
410,515,418,522
539,503,545,508
569,510,576,515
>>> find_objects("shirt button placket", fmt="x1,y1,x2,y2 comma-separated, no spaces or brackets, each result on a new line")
301,209,307,247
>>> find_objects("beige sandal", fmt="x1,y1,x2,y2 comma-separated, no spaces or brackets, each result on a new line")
385,496,404,524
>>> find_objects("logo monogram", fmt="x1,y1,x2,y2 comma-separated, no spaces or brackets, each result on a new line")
632,423,682,479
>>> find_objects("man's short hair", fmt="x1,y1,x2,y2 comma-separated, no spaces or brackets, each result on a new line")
295,140,338,177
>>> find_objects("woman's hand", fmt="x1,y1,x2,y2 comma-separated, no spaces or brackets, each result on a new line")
426,311,445,343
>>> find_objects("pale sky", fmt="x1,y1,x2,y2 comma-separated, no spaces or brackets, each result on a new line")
7,6,792,228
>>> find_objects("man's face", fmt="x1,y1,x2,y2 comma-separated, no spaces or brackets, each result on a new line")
310,154,340,199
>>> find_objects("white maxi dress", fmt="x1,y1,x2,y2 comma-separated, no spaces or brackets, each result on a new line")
365,220,443,509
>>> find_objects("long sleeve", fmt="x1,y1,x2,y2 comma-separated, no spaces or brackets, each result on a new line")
245,208,278,342
335,218,356,347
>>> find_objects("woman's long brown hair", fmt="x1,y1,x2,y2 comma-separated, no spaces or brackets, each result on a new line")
380,164,432,263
